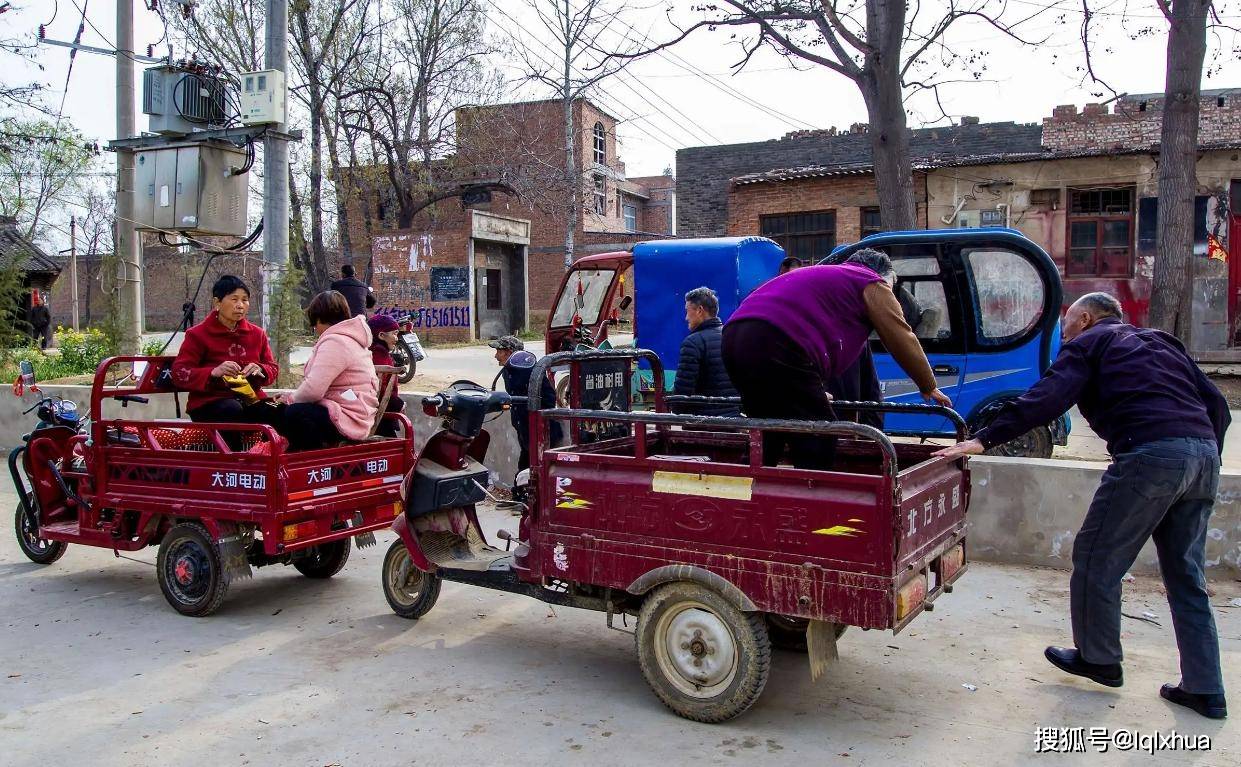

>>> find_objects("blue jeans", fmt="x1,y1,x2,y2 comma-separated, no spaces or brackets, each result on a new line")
1071,437,1225,695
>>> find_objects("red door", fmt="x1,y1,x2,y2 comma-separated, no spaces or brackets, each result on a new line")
1230,181,1241,344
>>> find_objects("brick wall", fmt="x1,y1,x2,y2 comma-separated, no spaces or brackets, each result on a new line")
726,173,930,247
345,98,672,335
50,243,265,333
1043,91,1241,152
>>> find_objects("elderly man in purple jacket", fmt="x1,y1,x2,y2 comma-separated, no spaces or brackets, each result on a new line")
936,292,1230,719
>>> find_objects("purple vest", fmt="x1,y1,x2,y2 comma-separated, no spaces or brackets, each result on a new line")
727,263,883,378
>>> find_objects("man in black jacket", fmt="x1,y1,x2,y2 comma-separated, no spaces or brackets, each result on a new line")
329,264,372,318
673,287,740,416
936,292,1230,719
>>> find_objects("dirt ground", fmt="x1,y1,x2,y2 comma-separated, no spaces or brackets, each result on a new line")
2,492,1238,766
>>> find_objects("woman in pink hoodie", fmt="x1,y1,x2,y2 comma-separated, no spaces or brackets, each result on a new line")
281,291,379,451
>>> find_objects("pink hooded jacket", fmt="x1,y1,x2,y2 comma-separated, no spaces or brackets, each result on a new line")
289,315,379,440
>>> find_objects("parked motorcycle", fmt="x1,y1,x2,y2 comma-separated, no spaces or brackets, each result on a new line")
9,361,86,564
384,313,426,385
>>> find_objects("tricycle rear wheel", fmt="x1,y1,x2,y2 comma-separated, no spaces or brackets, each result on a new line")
13,504,67,564
636,582,770,723
765,615,848,652
293,539,351,578
157,522,229,617
382,540,440,619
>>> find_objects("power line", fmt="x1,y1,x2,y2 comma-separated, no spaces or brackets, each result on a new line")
605,13,819,132
610,66,722,145
482,1,689,154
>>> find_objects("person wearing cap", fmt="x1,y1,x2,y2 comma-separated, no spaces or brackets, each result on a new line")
367,314,407,438
491,336,562,478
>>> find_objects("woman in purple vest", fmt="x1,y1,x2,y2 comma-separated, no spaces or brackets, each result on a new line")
722,248,950,469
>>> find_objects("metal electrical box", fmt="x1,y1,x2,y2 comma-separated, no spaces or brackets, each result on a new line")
240,69,287,125
142,65,229,135
134,144,249,236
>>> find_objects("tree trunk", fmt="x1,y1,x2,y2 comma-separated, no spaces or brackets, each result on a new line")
861,0,917,231
307,79,329,291
1147,0,1209,343
324,111,355,273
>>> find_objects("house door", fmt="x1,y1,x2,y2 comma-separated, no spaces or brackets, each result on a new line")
1230,181,1241,344
473,240,525,340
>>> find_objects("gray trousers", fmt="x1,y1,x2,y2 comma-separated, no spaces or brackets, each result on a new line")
1071,437,1224,695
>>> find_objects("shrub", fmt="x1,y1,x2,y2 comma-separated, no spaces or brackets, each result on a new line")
141,338,166,357
54,326,115,375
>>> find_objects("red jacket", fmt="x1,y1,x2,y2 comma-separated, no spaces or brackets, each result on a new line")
172,311,279,412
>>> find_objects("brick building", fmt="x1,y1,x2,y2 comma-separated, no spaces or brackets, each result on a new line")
678,89,1241,349
352,97,675,342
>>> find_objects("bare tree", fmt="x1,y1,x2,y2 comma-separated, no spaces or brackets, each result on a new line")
338,0,508,235
1077,0,1238,341
290,0,376,292
515,0,637,266
628,1,1048,230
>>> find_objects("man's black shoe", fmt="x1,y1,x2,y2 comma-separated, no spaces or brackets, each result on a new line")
1044,646,1124,688
1160,684,1227,719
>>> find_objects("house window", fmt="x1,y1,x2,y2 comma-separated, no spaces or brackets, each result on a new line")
592,175,606,215
1067,187,1135,277
623,204,637,232
760,211,836,262
593,122,606,165
860,206,883,237
486,269,502,310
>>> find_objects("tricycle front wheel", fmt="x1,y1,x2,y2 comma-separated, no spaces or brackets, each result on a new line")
13,504,67,565
636,582,771,723
382,540,440,619
157,522,229,617
293,539,351,578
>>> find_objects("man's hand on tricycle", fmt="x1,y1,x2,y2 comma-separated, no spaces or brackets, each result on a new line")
211,361,242,379
933,438,984,460
923,388,952,407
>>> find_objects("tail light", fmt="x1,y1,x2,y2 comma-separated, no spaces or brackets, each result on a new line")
895,574,927,621
941,544,965,582
283,520,316,542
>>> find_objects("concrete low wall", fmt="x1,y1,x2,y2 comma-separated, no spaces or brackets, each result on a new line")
4,390,1237,577
967,456,1241,578
0,385,522,486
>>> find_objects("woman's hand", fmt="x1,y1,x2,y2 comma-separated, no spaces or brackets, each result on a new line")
241,363,265,379
211,361,242,379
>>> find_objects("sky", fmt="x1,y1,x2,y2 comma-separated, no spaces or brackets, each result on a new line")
5,0,1241,250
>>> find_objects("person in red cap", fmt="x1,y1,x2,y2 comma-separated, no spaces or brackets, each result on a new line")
367,313,406,437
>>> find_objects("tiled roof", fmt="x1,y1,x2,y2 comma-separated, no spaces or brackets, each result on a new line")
0,219,61,275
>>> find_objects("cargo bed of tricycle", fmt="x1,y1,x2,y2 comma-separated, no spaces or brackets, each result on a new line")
16,355,414,616
526,350,970,634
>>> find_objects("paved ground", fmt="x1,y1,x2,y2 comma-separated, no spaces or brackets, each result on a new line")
2,484,1239,766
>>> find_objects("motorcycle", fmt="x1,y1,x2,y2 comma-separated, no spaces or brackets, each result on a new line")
9,361,86,564
387,313,426,385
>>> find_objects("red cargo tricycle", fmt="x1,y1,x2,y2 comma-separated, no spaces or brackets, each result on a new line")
382,349,971,722
10,356,413,616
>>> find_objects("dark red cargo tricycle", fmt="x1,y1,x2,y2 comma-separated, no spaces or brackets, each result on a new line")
383,349,971,722
10,356,413,616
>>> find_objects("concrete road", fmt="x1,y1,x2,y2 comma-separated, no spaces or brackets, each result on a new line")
2,490,1239,766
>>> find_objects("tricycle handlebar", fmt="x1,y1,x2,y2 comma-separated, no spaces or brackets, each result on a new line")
663,395,969,441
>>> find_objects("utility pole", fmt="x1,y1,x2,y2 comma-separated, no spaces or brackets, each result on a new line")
69,216,79,330
115,0,141,352
263,0,290,367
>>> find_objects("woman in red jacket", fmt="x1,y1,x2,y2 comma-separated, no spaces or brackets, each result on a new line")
367,313,406,437
171,276,282,439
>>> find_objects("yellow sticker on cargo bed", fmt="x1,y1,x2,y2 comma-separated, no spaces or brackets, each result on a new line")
651,471,753,501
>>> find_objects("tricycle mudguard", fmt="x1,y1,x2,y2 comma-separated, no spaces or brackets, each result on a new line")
391,513,435,573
